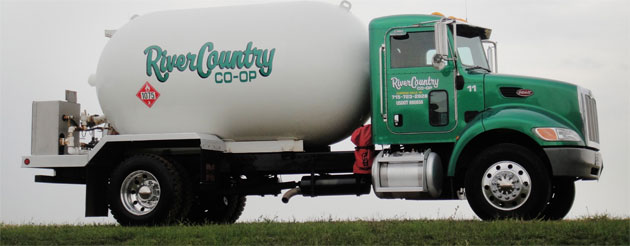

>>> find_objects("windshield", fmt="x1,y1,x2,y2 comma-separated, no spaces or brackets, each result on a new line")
456,34,490,71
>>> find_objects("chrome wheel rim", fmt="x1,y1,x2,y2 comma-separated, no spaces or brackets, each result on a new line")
481,161,531,211
120,170,161,216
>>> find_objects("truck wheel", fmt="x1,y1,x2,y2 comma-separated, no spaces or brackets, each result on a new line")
465,143,551,220
186,195,246,224
108,154,186,226
540,179,575,220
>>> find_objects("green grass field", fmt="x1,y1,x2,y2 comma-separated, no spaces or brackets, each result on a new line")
1,217,628,245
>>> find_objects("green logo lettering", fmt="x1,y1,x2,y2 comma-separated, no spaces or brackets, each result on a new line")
144,42,276,83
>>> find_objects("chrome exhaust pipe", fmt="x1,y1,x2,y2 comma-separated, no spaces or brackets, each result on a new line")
281,187,301,203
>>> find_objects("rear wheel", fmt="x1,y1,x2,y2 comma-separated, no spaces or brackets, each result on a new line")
108,154,187,226
186,194,246,224
540,179,575,220
178,165,246,225
465,143,552,220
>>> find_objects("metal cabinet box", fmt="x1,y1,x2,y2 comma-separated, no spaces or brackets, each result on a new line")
31,101,80,155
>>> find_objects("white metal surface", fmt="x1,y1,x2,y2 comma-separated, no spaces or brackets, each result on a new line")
31,101,80,155
225,140,303,153
91,1,370,146
88,133,226,161
24,133,305,168
22,155,88,168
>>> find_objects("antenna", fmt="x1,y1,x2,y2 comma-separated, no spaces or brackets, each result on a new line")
465,0,468,22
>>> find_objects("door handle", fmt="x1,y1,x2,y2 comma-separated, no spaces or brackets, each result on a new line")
379,44,387,120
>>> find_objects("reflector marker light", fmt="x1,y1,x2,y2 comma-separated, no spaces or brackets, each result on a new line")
448,16,468,23
430,12,467,23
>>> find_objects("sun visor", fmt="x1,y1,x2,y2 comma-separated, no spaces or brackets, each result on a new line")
454,24,492,39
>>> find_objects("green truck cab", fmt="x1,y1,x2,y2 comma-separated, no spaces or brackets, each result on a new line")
369,14,602,219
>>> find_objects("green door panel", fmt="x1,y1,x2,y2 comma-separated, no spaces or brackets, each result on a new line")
383,27,457,134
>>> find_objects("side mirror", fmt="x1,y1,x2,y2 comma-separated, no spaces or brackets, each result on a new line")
432,54,446,70
483,40,498,73
433,21,449,70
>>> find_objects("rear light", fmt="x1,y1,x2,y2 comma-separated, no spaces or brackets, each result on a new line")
24,158,30,165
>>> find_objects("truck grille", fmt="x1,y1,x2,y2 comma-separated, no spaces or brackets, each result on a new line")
584,95,599,143
579,88,600,147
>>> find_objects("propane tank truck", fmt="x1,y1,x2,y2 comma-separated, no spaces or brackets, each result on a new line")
22,1,602,225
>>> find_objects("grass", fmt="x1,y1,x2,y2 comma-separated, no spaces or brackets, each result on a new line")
1,217,629,245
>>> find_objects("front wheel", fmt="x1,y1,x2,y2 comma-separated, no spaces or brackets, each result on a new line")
540,179,575,220
465,143,552,220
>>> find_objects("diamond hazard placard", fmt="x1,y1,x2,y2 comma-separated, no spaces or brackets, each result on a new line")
136,81,160,108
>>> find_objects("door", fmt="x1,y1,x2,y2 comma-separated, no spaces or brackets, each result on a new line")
383,27,457,134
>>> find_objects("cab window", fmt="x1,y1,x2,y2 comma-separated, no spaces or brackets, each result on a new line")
429,90,449,126
390,32,435,68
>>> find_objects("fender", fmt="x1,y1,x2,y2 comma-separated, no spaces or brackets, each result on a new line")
447,105,585,176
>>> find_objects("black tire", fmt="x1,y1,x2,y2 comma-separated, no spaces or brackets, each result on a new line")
186,194,246,224
167,157,194,223
465,143,552,220
108,154,186,226
540,179,575,220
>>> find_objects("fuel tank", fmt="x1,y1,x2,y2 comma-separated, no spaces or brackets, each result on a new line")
90,1,369,146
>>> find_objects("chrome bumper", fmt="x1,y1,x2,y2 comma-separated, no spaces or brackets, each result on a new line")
544,147,603,180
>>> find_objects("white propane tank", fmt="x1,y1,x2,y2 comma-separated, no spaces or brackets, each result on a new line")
91,1,369,146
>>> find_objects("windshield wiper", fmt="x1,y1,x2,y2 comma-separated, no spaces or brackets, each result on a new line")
464,65,491,73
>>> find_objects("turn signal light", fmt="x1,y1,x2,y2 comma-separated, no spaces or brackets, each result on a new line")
534,128,557,141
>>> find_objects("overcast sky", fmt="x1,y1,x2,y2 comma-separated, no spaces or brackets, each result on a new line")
1,0,628,224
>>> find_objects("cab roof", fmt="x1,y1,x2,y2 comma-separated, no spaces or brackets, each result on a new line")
370,15,492,40
369,15,442,30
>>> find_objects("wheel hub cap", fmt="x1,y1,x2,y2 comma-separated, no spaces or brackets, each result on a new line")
482,161,531,211
138,186,152,198
120,170,161,216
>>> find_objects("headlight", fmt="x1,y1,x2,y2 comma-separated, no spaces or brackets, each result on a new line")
533,128,581,142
